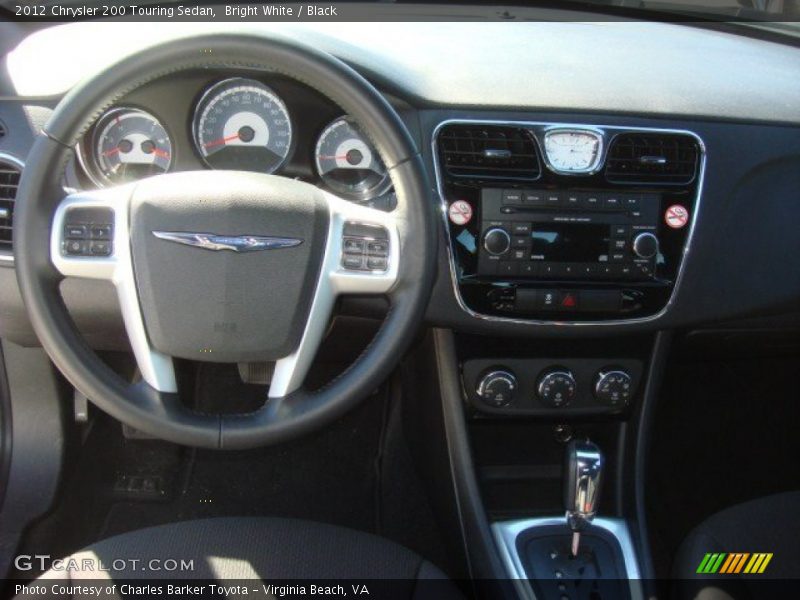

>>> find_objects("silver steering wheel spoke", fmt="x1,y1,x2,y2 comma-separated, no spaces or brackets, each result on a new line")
268,191,399,398
50,186,177,393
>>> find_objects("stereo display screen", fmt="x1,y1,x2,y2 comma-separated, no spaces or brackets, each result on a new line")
529,223,610,262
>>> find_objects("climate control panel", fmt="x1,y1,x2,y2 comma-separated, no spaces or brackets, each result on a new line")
467,358,641,416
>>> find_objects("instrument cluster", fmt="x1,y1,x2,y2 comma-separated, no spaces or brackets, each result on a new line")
76,75,393,205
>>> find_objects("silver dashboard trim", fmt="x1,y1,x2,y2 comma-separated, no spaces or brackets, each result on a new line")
431,118,707,327
491,516,644,600
0,152,25,265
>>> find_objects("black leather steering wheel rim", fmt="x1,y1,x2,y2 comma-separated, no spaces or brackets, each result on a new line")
13,33,436,449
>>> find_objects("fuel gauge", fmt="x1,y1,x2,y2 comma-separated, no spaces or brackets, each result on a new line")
315,116,390,201
89,108,173,185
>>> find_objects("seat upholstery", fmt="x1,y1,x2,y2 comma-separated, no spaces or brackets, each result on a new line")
673,491,800,599
21,517,461,599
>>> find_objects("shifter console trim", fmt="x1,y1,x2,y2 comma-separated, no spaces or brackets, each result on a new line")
492,517,643,600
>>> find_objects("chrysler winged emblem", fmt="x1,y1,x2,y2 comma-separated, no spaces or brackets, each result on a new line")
152,231,303,253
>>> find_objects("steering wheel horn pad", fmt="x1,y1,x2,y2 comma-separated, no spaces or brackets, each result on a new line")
14,33,436,449
130,171,329,363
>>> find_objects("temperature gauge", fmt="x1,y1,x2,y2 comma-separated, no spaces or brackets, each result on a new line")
89,108,172,185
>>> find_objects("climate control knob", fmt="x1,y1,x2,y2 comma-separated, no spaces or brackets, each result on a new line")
483,228,511,256
476,369,517,408
536,369,577,408
594,369,634,408
632,232,659,259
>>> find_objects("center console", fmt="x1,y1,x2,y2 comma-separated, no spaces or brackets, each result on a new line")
434,121,704,322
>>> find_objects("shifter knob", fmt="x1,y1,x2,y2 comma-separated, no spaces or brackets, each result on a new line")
564,439,603,556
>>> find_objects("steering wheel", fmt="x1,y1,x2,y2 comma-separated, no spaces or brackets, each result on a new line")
13,34,436,449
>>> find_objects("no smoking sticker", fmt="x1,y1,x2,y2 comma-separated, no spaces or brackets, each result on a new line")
665,204,689,229
448,200,473,226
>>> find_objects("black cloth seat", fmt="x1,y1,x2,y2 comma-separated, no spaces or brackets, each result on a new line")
673,491,800,599
22,517,461,599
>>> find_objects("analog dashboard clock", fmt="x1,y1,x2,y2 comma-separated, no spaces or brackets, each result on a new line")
543,129,603,174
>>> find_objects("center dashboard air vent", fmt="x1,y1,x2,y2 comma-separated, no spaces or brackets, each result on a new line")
438,124,541,181
605,133,699,185
0,158,22,251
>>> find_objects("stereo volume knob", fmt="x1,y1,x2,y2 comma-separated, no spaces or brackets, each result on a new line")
536,369,577,408
594,369,633,407
483,228,511,256
632,232,659,259
476,369,517,408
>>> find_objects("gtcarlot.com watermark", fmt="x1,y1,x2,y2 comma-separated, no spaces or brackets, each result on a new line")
14,554,195,573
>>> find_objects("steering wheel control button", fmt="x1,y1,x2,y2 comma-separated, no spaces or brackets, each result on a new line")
65,240,88,256
62,207,114,257
594,369,634,407
367,240,389,257
90,241,112,256
65,225,88,239
90,224,113,240
341,222,390,272
343,238,365,254
537,369,577,408
342,254,365,270
476,369,517,408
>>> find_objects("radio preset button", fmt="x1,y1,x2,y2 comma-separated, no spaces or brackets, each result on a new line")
604,195,622,210
497,261,519,276
512,236,531,248
545,192,562,206
523,191,545,206
502,189,524,205
512,222,532,235
582,194,602,209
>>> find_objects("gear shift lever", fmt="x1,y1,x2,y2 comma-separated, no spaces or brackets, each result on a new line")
564,439,603,557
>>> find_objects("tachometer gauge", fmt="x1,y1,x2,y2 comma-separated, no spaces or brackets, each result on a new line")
90,108,172,185
315,116,390,200
543,129,603,174
193,78,292,173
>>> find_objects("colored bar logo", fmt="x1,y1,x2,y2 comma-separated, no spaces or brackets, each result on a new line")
696,553,773,574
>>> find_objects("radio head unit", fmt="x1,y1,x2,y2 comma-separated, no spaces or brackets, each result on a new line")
434,120,703,322
478,188,660,281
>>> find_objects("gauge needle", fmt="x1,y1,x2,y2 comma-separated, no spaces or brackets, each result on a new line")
318,155,350,160
102,147,121,157
203,133,241,149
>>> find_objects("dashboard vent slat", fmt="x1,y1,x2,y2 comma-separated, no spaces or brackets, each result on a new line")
0,162,22,251
605,133,699,185
438,124,541,180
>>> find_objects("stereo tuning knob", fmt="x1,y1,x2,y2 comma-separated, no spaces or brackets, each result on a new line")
483,228,511,256
632,232,659,259
476,369,517,408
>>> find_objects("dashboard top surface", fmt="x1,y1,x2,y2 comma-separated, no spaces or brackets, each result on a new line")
3,21,800,125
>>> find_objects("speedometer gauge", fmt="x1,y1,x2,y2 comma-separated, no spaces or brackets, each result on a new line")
90,108,172,185
315,117,389,200
193,78,292,173
543,129,603,174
